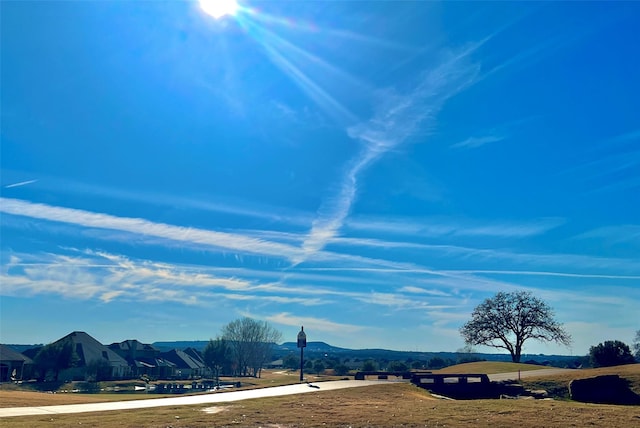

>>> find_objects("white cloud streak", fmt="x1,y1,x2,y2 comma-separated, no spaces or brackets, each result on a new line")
574,224,640,246
0,197,301,261
0,250,334,307
22,176,314,227
4,179,38,189
5,197,627,277
451,134,505,149
320,236,640,274
1,250,456,310
296,46,483,264
399,286,451,297
445,270,640,280
266,312,364,334
345,216,564,238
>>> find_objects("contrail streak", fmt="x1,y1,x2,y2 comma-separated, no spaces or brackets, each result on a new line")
4,179,38,189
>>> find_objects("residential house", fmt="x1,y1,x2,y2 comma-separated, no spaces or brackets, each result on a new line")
183,347,206,366
109,340,175,379
109,340,159,361
0,344,33,382
54,331,131,380
160,349,207,379
134,357,176,380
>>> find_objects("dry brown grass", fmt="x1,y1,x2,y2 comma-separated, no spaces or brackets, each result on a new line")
0,370,337,408
435,361,551,375
520,363,640,399
229,370,339,389
0,390,164,407
2,383,640,427
2,366,640,427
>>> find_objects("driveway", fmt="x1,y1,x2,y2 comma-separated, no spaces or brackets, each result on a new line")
0,380,387,418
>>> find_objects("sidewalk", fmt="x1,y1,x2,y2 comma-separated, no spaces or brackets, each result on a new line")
0,380,385,418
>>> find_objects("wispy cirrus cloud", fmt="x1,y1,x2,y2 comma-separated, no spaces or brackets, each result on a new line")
37,196,625,277
0,250,332,307
574,224,640,246
451,134,505,149
444,269,640,281
4,179,38,189
604,129,640,145
295,45,483,264
3,247,478,320
345,216,563,238
3,198,636,321
265,312,364,334
480,11,604,84
0,197,301,261
399,286,451,297
3,174,314,227
450,116,538,150
354,292,438,310
559,129,640,193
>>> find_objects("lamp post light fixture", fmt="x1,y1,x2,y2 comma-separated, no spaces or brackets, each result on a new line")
297,326,307,382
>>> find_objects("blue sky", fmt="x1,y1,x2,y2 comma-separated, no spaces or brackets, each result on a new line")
1,1,639,355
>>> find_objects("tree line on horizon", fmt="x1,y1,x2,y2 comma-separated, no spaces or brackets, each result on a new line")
21,291,640,383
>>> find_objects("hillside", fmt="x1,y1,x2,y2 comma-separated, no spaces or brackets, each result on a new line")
150,340,583,367
8,339,584,367
151,340,210,352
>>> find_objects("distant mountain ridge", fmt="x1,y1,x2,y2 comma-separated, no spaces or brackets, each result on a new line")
150,340,580,365
7,340,581,366
4,344,43,353
152,341,210,352
277,341,348,353
150,340,344,353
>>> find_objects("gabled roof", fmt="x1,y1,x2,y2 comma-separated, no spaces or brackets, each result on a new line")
135,357,176,369
183,347,205,365
0,344,33,364
109,340,159,353
21,346,41,360
161,349,206,370
54,331,128,367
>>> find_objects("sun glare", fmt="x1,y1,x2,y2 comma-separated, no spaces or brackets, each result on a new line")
199,0,238,19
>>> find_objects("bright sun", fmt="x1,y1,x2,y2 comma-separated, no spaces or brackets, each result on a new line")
199,0,238,19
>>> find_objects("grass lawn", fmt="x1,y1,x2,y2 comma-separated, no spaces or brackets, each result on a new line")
0,370,336,407
2,365,639,427
520,364,640,400
435,361,553,375
2,382,640,427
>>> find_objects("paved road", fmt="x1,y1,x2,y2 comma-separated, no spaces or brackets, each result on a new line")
0,380,387,418
488,368,575,382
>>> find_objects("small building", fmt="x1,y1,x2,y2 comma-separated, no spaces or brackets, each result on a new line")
265,359,283,369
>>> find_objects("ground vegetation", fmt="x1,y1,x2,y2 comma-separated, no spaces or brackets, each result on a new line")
589,340,636,368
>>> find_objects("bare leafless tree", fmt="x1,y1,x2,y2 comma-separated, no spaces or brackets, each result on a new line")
460,291,571,363
222,317,282,377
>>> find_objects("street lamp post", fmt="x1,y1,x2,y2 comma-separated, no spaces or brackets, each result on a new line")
297,326,307,382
